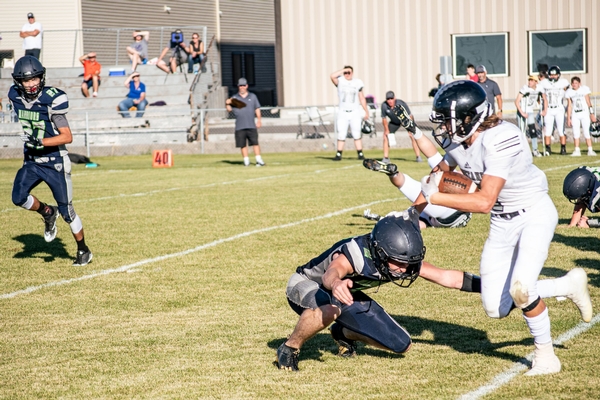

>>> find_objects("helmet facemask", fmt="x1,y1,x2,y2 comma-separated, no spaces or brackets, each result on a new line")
430,100,491,148
372,244,425,288
15,76,45,102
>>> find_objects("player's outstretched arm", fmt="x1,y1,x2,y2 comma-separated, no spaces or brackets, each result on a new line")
419,262,480,292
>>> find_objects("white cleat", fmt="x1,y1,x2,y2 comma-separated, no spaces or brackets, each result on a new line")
525,342,561,376
559,268,593,323
571,148,581,157
588,149,597,156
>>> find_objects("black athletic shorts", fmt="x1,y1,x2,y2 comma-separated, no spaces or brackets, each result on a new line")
235,128,259,148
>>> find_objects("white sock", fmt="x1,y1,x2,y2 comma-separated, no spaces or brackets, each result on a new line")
255,155,263,163
523,307,552,345
537,279,556,299
243,157,250,165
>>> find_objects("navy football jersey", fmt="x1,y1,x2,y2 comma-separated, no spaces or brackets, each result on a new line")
9,85,69,158
296,234,392,292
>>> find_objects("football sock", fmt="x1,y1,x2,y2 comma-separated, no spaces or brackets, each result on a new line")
255,155,263,163
36,202,53,218
523,307,552,344
243,157,250,165
76,237,89,253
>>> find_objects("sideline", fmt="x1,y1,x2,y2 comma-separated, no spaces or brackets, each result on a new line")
0,198,394,300
458,313,600,400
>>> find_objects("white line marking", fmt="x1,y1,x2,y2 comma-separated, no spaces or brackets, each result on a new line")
0,198,395,300
458,313,600,400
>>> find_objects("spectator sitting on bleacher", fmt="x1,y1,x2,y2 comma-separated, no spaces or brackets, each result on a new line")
187,32,205,74
156,29,188,74
79,52,101,98
118,72,147,118
126,30,149,73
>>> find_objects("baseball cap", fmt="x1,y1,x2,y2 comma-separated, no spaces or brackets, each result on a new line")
385,91,395,99
528,75,539,82
475,65,487,73
27,12,34,18
237,78,248,86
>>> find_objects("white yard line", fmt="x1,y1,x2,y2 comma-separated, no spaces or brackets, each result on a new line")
458,313,600,400
0,198,395,300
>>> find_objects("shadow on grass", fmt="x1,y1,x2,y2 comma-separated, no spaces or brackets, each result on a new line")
220,160,246,166
268,315,534,366
552,232,600,254
12,234,72,262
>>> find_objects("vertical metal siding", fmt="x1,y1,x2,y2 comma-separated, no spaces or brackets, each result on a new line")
219,0,275,43
280,0,599,107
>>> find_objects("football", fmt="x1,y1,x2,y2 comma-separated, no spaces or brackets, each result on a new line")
438,171,479,194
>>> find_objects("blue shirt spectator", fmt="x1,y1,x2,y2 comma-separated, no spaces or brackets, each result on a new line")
118,72,148,118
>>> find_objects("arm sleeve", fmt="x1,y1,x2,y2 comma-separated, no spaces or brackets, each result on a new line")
51,114,70,129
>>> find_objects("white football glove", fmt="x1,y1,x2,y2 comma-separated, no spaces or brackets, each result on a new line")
421,171,443,203
20,133,30,142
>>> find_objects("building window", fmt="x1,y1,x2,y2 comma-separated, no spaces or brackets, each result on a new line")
529,29,586,75
232,52,256,86
452,32,509,77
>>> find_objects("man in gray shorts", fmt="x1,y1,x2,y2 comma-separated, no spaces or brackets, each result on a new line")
225,78,265,166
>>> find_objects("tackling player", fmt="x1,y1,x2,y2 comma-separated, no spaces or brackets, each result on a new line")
9,56,93,266
397,80,592,376
563,166,600,228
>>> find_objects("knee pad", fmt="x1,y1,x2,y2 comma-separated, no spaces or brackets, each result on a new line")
16,194,35,209
69,215,83,234
509,280,531,309
527,124,537,138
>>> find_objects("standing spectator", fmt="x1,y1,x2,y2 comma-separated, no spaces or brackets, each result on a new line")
79,52,101,98
225,78,265,167
126,30,149,73
515,75,542,157
380,91,422,164
10,56,93,266
476,65,502,118
187,32,205,74
157,29,188,74
20,12,43,59
466,64,478,82
330,66,369,161
565,77,597,157
118,72,147,118
538,65,569,155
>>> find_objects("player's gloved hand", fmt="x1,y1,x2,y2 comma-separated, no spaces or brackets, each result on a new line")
421,172,443,203
392,104,416,133
20,134,44,148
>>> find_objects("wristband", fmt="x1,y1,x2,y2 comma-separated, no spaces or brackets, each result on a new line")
412,127,423,140
590,107,595,114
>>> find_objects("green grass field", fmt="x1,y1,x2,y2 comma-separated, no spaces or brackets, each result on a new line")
0,150,598,399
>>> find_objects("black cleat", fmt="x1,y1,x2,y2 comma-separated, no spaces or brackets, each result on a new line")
363,159,398,176
330,323,356,357
43,205,59,243
358,151,365,160
391,104,416,133
276,342,300,371
334,152,342,161
560,146,567,155
73,249,93,267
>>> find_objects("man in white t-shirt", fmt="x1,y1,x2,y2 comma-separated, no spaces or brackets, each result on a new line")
565,77,597,157
20,13,43,59
538,65,569,155
330,66,370,161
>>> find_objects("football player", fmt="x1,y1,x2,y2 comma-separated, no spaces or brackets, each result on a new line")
565,77,597,157
515,75,543,157
9,56,93,266
538,65,569,155
407,80,592,375
563,166,600,228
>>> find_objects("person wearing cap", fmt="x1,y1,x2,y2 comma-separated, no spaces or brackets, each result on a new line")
330,66,370,161
225,78,265,167
126,30,150,73
476,65,502,118
380,91,422,164
515,75,543,157
20,13,43,59
118,72,147,118
79,52,102,98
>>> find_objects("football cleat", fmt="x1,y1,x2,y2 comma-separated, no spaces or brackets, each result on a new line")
391,104,416,133
558,267,593,323
334,152,342,161
560,146,567,155
358,151,365,160
587,149,597,156
275,343,299,371
256,160,265,167
363,209,382,221
330,323,356,357
73,249,93,267
525,342,561,376
363,159,398,176
43,205,59,243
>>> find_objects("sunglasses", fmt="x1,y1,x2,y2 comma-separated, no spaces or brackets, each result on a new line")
238,84,248,87
343,71,352,75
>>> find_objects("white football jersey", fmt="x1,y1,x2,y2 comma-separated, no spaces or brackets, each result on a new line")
337,77,364,112
538,78,569,108
518,85,541,114
444,121,548,213
565,85,591,113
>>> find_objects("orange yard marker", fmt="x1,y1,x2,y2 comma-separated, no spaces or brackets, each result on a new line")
152,149,173,168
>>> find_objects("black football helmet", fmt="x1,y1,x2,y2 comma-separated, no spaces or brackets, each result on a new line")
590,120,600,138
370,208,426,288
563,167,596,204
548,65,561,82
12,55,46,101
361,120,373,134
429,80,492,148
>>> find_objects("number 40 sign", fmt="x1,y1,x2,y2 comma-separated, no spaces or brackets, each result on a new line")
152,150,173,168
